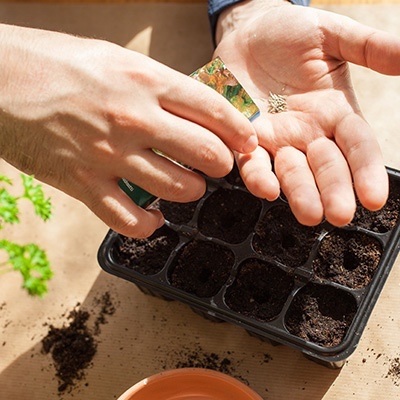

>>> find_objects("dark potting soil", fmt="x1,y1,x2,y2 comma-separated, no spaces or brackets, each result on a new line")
285,283,357,347
386,357,400,386
175,348,233,374
115,225,179,275
163,344,251,386
350,179,400,233
313,230,382,289
106,170,400,360
42,309,96,393
158,199,198,225
169,240,234,298
93,291,116,335
225,259,294,321
41,293,116,393
253,205,320,268
198,188,262,244
224,162,245,187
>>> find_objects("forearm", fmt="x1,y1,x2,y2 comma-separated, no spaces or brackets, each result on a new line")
0,23,40,173
0,23,89,179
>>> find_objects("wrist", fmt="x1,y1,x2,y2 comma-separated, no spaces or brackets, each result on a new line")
215,0,291,45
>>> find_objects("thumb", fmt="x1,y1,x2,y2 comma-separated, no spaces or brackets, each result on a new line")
325,11,400,75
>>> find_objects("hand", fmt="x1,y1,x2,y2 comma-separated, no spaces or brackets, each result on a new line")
215,0,399,226
0,24,257,238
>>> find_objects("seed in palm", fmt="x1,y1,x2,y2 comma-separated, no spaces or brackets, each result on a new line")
268,92,287,113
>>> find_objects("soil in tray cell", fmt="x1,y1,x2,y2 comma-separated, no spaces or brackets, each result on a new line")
198,188,262,244
225,258,294,322
350,177,400,233
169,240,234,298
285,283,358,348
114,225,179,275
252,205,321,268
312,229,382,289
158,199,199,225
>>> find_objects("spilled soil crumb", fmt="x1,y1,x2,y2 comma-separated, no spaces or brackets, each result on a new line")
386,357,400,386
42,309,96,393
41,292,116,394
161,344,251,385
93,291,116,335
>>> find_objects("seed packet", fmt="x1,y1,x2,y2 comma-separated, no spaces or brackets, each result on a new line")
190,57,259,121
119,57,259,208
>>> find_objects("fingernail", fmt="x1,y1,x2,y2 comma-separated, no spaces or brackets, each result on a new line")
241,134,258,153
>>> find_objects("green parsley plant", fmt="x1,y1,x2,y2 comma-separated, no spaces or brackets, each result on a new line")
0,174,53,296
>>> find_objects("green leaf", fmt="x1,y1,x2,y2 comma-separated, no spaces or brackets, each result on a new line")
0,188,19,228
0,175,13,185
21,174,52,221
0,240,53,296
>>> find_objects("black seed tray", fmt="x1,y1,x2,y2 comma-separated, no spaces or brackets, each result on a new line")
97,166,400,368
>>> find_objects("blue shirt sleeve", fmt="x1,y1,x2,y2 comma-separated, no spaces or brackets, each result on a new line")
208,0,310,45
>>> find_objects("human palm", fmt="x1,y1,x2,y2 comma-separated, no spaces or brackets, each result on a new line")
215,4,399,227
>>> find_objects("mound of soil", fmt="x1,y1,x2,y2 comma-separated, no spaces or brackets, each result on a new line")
41,293,116,393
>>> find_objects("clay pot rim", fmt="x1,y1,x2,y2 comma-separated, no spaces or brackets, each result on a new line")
117,368,263,400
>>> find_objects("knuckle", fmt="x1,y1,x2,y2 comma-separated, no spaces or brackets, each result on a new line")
110,208,157,238
163,172,205,202
197,142,231,176
90,195,156,238
207,100,226,124
163,178,187,201
110,215,136,235
199,142,219,164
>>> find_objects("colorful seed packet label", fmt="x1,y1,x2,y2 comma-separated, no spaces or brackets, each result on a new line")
119,57,259,209
190,57,259,121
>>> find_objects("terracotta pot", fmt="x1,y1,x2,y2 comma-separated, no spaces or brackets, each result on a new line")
117,368,263,400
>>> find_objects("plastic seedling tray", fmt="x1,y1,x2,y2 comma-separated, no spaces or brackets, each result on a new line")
97,166,400,369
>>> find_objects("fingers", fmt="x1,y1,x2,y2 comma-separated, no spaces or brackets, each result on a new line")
274,116,387,228
118,148,207,203
307,137,356,226
235,146,280,201
159,72,258,154
326,12,400,75
274,147,324,226
85,180,165,238
140,112,235,179
334,113,388,210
